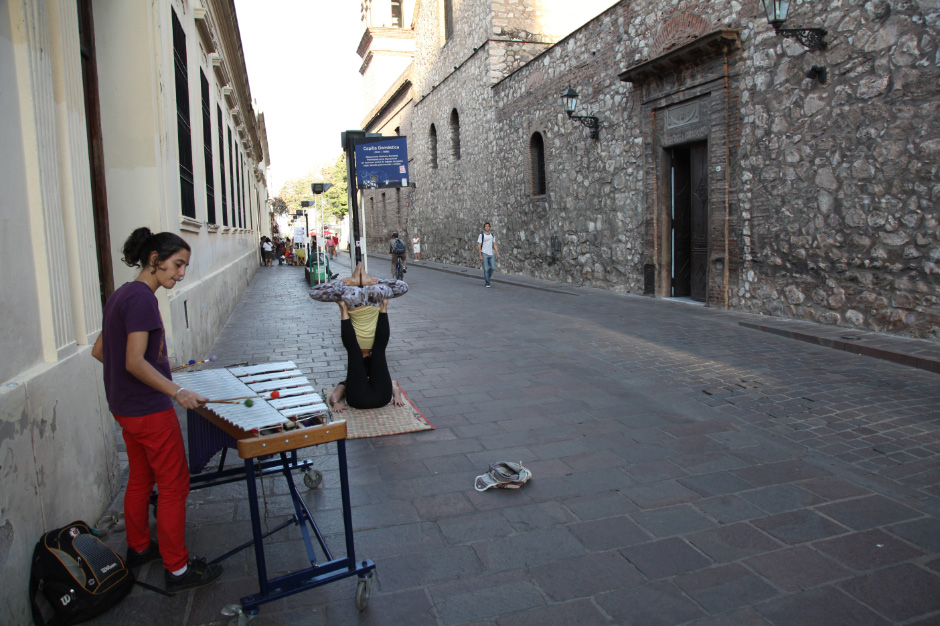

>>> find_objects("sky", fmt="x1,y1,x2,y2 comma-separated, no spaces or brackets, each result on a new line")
233,0,365,196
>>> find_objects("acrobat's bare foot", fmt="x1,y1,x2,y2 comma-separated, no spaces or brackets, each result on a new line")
391,385,406,407
329,384,348,413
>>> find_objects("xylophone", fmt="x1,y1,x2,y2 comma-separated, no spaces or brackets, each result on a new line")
173,362,330,472
172,361,376,613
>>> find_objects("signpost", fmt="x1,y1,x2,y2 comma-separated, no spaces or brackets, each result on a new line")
353,137,409,189
342,131,410,268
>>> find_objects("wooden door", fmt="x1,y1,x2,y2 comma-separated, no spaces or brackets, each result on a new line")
670,142,708,301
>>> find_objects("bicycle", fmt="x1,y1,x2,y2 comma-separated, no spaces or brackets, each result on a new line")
394,256,405,281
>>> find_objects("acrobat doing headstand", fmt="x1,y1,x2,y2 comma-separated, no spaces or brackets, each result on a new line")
309,262,408,412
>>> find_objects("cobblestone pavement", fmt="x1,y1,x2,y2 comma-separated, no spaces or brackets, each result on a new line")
92,255,940,626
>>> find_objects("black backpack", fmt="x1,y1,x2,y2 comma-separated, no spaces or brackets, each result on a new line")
30,521,135,625
392,238,406,254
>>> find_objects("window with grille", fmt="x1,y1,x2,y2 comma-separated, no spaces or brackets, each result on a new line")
240,154,246,228
228,126,235,227
529,132,546,196
200,71,215,224
172,10,195,218
235,143,241,228
450,109,461,160
429,124,438,169
218,106,227,226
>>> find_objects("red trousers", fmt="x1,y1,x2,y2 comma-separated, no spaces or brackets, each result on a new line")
115,408,190,571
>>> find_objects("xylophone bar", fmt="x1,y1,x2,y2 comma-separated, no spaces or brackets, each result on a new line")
226,361,298,377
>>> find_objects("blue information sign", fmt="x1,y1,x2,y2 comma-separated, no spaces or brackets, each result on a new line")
354,137,409,189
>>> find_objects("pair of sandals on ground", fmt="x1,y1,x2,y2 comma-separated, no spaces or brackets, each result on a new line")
474,461,532,491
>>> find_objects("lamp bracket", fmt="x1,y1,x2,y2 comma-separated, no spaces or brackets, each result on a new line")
567,113,600,139
773,24,828,50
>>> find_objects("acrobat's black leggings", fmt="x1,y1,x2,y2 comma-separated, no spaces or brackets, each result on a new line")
340,312,392,409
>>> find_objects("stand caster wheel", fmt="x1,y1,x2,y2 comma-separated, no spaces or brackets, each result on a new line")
303,469,323,489
355,577,371,611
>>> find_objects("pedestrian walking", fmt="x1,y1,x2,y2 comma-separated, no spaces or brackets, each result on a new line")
478,222,499,287
91,227,222,594
412,233,421,260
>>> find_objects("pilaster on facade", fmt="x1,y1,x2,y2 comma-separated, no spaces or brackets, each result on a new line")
48,0,104,343
13,0,77,360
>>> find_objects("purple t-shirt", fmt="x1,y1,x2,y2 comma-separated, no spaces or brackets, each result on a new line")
101,281,173,416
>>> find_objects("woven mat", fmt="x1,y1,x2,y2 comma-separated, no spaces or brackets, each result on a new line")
337,382,434,439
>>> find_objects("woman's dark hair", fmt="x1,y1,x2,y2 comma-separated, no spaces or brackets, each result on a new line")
121,227,190,270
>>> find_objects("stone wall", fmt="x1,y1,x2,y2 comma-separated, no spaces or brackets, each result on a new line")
735,1,940,337
361,0,940,338
492,6,643,289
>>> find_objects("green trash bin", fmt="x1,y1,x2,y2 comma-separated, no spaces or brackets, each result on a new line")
308,252,331,285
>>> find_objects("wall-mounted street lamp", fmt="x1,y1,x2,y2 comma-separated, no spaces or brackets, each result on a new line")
761,0,828,50
561,86,599,140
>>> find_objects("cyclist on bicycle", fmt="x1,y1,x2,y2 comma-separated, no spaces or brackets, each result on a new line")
388,231,407,278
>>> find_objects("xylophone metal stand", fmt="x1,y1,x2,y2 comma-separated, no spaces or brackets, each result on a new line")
209,438,375,614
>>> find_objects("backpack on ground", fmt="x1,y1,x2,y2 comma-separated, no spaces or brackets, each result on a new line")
392,238,406,254
30,520,135,625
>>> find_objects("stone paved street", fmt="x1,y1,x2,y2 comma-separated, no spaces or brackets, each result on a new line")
91,256,940,625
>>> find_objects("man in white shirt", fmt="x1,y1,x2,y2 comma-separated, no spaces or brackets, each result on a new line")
412,234,421,260
477,222,500,287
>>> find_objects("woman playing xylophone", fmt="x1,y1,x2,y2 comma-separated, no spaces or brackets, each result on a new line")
309,262,408,412
92,227,222,594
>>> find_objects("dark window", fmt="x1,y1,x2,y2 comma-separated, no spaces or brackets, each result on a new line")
217,106,227,226
443,0,453,41
200,71,215,224
429,124,438,169
450,109,461,160
239,153,246,228
234,143,241,228
172,10,195,218
529,132,546,196
228,126,234,227
391,0,402,27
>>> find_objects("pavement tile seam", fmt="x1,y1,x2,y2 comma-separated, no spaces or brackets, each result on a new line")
91,260,940,626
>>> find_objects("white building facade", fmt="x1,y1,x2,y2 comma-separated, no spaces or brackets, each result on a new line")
0,1,269,621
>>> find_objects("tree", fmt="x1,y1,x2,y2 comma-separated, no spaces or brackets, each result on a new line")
277,154,349,222
270,196,288,216
320,155,348,219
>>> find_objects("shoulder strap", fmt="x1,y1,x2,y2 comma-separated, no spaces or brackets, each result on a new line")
30,570,48,626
